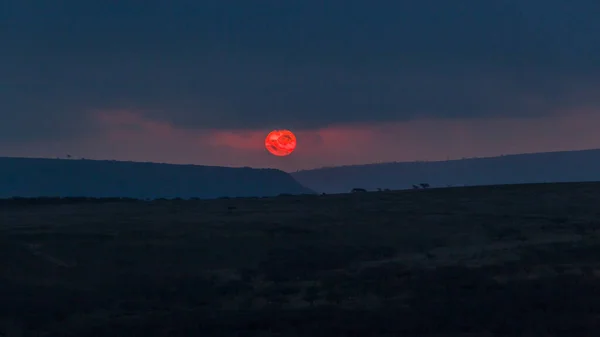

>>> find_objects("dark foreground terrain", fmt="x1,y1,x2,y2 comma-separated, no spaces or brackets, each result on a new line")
2,182,600,336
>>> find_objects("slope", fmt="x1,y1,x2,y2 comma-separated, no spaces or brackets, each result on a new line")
292,149,600,193
0,157,313,199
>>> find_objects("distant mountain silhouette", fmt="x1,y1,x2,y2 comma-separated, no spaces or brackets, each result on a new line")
292,149,600,193
0,157,314,199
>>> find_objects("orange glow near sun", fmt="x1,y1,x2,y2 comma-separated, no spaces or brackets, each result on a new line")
265,129,297,156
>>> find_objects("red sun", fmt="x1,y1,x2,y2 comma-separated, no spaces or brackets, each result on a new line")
265,129,297,156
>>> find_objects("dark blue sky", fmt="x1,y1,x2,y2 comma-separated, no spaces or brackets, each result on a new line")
1,1,600,169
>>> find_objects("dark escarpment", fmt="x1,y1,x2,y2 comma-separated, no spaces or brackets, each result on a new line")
0,157,313,199
293,149,600,193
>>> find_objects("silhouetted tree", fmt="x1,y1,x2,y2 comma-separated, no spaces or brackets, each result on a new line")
304,286,320,306
325,288,344,305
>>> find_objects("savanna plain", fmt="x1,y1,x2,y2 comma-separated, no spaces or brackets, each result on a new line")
2,182,600,336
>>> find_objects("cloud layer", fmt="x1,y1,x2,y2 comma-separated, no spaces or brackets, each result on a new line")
1,0,600,168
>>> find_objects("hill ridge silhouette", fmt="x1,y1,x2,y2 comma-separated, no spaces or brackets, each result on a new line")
0,157,313,199
292,148,600,193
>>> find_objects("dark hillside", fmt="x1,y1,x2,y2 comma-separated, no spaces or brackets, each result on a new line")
292,149,600,193
0,157,313,199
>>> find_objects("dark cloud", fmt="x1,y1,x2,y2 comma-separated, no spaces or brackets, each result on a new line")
2,0,600,141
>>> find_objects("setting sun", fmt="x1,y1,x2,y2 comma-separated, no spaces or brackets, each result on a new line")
265,130,297,156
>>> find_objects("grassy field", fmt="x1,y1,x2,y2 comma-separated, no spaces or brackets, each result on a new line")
2,182,600,336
